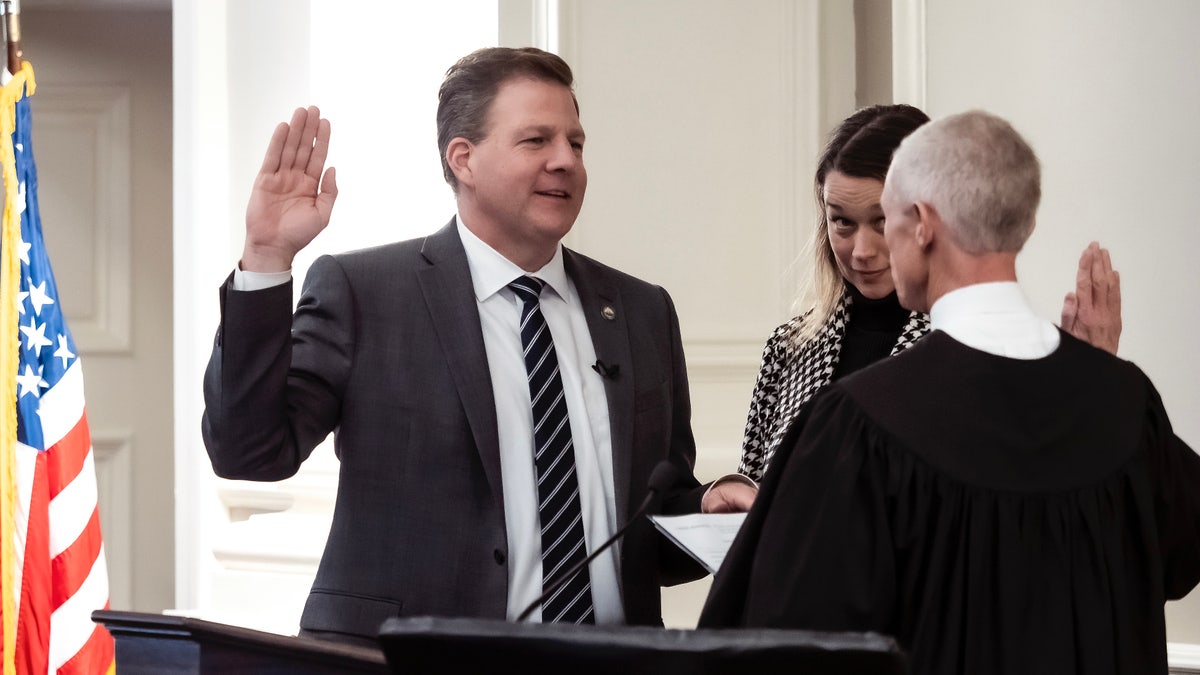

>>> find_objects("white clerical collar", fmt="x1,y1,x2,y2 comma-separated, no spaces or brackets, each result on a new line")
455,213,570,303
929,281,1060,359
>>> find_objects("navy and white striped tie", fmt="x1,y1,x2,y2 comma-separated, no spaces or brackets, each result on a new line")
508,276,595,625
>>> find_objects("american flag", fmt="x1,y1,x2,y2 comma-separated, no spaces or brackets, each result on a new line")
0,65,115,675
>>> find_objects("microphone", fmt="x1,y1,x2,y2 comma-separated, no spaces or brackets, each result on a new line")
591,359,620,379
516,460,680,622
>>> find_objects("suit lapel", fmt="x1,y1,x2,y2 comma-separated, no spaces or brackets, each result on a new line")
417,219,504,509
565,250,636,525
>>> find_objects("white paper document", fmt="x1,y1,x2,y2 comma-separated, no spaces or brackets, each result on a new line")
649,512,748,575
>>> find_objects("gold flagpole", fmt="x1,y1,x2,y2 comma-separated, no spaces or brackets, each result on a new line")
0,4,19,674
3,0,19,77
0,3,13,669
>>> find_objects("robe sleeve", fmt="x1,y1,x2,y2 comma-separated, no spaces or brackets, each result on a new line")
1143,378,1200,600
700,387,897,632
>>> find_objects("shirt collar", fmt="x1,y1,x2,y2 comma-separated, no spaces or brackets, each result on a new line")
929,281,1060,358
929,281,1033,329
456,213,570,303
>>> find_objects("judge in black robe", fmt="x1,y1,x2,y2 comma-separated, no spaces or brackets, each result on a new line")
699,110,1200,675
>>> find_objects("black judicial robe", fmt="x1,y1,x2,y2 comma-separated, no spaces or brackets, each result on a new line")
700,330,1200,675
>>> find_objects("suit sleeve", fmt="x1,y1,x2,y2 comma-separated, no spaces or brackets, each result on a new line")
202,255,354,480
649,286,712,584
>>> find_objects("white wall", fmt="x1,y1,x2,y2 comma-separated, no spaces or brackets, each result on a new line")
906,0,1200,645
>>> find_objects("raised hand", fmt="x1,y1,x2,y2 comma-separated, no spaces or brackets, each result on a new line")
242,106,339,272
1060,241,1122,355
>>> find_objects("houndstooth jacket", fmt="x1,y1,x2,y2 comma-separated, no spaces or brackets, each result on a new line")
737,289,930,482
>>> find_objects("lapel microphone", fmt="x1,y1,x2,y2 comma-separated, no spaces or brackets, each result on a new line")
516,460,681,623
591,359,619,379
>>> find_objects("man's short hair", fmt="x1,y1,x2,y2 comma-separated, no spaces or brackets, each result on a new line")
437,47,577,192
887,110,1041,253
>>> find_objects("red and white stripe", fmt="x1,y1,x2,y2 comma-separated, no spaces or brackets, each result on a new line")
11,362,113,674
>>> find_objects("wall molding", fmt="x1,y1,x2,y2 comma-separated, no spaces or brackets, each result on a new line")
498,0,568,55
216,467,338,523
891,0,928,108
535,0,562,55
1171,642,1200,674
779,1,857,319
212,512,330,574
92,432,132,610
779,0,809,320
36,85,132,354
684,338,766,384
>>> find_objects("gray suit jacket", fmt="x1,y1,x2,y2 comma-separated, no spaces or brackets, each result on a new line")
202,219,705,640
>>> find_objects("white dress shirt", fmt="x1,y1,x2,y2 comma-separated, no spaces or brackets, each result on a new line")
929,281,1060,358
233,220,624,624
455,218,622,624
232,266,290,291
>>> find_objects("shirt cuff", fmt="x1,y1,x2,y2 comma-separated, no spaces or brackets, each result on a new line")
232,266,292,291
703,472,759,502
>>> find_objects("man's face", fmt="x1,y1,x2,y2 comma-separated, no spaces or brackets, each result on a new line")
465,77,587,261
881,179,929,313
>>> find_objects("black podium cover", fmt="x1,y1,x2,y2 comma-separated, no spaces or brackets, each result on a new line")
93,610,387,674
379,616,907,674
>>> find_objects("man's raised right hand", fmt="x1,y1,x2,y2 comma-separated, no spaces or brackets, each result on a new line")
241,106,338,273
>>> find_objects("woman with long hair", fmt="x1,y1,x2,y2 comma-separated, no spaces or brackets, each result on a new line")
736,104,1120,483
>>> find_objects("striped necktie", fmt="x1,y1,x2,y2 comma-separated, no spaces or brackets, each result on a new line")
508,276,595,624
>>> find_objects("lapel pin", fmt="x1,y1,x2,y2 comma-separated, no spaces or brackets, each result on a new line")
601,305,616,321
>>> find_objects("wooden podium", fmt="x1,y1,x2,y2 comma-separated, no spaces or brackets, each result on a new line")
92,610,388,674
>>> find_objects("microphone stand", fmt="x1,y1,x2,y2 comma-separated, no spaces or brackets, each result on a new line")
516,462,677,622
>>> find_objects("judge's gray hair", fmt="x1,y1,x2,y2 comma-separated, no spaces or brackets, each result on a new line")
887,110,1041,254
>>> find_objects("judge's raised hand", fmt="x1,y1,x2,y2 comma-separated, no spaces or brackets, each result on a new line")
1060,241,1122,355
242,106,339,272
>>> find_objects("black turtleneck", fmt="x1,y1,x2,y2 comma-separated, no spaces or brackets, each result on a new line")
831,283,911,381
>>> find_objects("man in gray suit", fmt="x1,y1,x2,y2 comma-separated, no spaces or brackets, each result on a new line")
202,47,751,646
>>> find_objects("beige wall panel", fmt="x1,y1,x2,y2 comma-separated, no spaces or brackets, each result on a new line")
563,0,805,454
